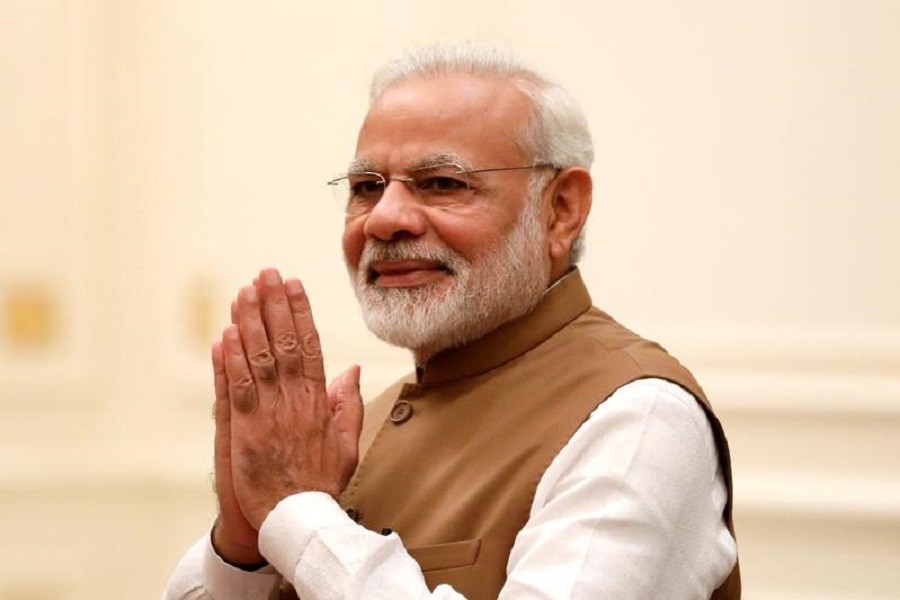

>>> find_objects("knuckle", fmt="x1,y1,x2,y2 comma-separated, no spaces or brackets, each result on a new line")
300,333,321,357
269,294,289,308
230,378,258,413
250,348,275,366
273,331,299,354
234,373,255,389
249,349,277,380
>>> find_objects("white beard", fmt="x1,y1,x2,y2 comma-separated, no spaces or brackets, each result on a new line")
349,198,551,360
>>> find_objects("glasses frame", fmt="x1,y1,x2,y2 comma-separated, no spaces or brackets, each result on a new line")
327,162,559,214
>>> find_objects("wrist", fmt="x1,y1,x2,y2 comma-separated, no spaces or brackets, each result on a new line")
211,518,267,570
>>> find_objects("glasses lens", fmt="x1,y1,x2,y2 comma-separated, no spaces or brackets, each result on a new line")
330,173,385,215
328,165,473,214
328,177,352,212
408,165,470,203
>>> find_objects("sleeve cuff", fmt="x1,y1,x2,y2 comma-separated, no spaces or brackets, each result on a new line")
202,528,281,600
258,491,351,580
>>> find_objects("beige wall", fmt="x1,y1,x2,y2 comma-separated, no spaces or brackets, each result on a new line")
2,1,898,598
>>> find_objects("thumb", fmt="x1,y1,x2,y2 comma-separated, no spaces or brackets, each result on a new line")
328,365,364,449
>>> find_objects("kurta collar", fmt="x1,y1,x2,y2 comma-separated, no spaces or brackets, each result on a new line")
417,268,592,386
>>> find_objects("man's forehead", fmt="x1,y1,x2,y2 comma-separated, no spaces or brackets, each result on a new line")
352,74,531,172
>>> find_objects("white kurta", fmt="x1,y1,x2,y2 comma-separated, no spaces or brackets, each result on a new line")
164,378,737,600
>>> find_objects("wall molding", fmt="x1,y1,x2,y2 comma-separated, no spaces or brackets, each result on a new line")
737,471,900,523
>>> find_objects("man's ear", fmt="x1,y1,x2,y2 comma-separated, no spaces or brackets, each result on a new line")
545,167,592,265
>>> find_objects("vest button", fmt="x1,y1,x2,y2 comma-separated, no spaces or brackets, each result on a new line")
390,400,413,424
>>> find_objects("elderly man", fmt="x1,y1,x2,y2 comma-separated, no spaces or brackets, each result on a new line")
165,44,740,599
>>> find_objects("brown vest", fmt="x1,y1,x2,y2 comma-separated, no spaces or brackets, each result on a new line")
311,271,739,598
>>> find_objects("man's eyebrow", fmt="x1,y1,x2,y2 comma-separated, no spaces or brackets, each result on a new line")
347,152,474,174
347,158,376,173
410,152,473,171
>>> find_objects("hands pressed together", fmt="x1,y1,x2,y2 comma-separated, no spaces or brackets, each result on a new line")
210,268,364,566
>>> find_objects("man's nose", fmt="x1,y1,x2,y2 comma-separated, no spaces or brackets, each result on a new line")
362,180,428,242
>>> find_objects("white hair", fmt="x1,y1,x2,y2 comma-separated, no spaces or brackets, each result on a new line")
369,42,593,263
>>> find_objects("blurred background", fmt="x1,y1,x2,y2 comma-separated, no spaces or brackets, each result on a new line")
1,1,898,598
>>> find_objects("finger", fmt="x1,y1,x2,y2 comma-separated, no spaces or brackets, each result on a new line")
213,339,231,432
284,278,326,389
231,299,238,325
258,268,303,378
328,365,364,451
328,365,364,478
222,324,258,414
212,340,232,492
237,285,278,388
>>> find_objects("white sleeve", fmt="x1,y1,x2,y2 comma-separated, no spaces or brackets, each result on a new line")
161,530,281,600
165,378,736,599
259,492,465,600
501,378,738,599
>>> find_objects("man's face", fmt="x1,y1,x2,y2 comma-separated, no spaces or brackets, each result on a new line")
342,73,552,359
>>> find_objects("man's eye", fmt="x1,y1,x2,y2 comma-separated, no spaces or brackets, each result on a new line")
417,176,468,194
350,179,384,198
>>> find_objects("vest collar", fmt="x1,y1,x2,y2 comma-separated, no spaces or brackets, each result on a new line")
417,268,592,386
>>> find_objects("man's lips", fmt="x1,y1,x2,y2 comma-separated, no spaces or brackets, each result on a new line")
367,259,451,287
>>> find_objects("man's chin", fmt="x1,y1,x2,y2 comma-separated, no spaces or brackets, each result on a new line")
357,281,462,354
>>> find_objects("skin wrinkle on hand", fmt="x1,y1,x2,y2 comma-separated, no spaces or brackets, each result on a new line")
216,267,363,534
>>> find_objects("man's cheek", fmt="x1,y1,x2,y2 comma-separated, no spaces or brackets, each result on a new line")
341,232,365,275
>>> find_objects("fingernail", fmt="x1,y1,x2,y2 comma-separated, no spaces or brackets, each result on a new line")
244,286,258,303
226,325,239,339
264,269,281,286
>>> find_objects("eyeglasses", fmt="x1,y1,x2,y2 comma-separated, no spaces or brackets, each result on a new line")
327,163,556,216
